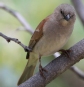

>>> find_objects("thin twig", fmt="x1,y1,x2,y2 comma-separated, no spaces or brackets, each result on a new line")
0,2,34,34
0,32,29,52
71,0,84,26
70,66,84,79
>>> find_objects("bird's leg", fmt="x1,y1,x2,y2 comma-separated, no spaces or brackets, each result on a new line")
59,49,71,58
39,56,47,78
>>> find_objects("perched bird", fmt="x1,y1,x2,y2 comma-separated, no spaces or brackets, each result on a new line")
17,4,76,85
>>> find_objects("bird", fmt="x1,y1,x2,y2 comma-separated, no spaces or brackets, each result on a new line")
17,4,76,85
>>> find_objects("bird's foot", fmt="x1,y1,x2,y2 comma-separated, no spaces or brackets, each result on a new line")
59,49,71,58
39,64,47,79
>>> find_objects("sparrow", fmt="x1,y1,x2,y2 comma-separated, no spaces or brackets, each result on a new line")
17,4,76,85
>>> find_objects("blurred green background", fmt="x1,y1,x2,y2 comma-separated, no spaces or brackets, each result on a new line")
0,0,84,87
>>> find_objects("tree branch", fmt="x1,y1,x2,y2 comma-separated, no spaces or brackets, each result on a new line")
0,32,29,52
54,50,84,80
18,39,84,87
71,0,84,26
0,2,34,34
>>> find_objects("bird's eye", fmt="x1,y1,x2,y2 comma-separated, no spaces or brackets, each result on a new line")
60,10,65,17
60,10,64,15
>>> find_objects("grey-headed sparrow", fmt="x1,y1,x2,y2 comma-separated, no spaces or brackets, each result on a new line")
18,4,76,85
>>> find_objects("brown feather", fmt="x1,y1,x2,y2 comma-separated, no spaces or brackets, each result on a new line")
28,16,49,50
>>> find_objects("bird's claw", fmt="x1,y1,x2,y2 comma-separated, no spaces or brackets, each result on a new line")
59,49,71,58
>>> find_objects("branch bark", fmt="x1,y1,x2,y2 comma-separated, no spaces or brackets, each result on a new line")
71,0,84,26
18,39,84,87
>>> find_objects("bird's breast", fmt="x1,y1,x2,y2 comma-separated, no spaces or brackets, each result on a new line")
33,20,73,56
33,30,70,56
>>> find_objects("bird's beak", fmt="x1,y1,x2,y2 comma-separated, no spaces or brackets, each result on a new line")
65,14,70,21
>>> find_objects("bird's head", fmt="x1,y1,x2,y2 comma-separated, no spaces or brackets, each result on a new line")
53,4,76,26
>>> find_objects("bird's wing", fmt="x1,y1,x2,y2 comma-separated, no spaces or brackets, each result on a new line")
28,16,50,50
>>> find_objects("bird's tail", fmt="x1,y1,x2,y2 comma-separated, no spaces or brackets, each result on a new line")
17,52,38,85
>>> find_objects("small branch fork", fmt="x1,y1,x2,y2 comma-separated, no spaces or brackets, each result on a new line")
0,32,29,52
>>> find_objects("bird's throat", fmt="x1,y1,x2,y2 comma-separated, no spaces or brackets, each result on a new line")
60,19,69,27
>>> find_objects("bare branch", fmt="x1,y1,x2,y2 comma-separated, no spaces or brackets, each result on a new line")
71,0,84,25
0,2,34,34
70,66,84,79
0,32,30,52
18,39,84,87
